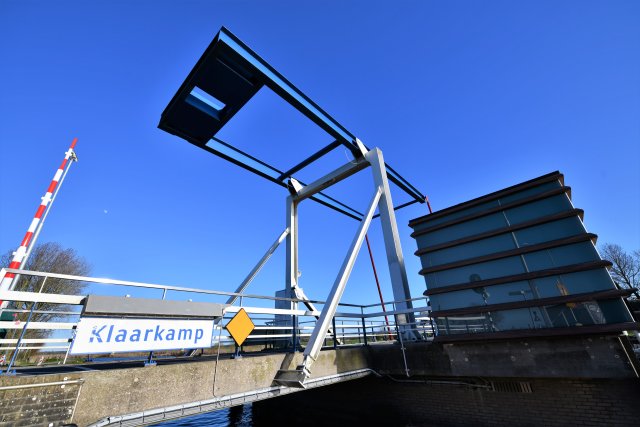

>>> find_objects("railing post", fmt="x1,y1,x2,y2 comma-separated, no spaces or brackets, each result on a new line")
146,288,167,366
63,330,75,365
332,316,338,349
429,315,435,338
361,307,368,346
361,317,368,346
392,302,400,342
4,302,36,375
291,314,297,353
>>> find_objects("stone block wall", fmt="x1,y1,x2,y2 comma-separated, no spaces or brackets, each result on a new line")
0,377,81,427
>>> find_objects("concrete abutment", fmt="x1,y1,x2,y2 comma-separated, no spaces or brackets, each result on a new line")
1,335,638,426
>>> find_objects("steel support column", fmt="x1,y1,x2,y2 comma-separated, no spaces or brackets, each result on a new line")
365,148,418,339
285,196,299,350
285,196,298,305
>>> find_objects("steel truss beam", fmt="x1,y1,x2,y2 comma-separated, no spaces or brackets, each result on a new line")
294,157,369,202
159,27,427,221
219,225,335,345
205,137,363,220
158,27,424,385
226,228,290,306
276,140,341,181
298,187,382,377
275,148,418,388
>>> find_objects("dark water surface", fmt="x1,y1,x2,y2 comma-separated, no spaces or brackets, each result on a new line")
151,404,253,426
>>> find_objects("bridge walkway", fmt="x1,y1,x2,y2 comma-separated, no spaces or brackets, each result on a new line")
0,268,432,426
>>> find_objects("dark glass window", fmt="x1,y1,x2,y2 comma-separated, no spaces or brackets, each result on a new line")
435,300,612,335
523,241,598,271
414,180,562,231
533,269,615,298
598,299,633,323
513,216,585,246
415,212,507,248
423,233,516,267
498,180,562,205
425,256,526,288
504,194,572,225
430,280,533,311
423,216,587,269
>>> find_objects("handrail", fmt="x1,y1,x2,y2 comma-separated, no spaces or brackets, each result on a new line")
0,290,85,304
359,295,430,309
0,267,430,311
0,267,436,373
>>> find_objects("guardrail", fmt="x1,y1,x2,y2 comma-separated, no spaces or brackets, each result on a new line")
0,267,434,374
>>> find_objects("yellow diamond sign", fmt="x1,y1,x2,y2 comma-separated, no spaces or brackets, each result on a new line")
226,308,255,346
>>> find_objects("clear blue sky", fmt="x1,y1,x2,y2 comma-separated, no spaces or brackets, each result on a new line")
1,1,638,307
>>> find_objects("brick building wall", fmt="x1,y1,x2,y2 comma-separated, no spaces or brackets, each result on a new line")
253,375,640,426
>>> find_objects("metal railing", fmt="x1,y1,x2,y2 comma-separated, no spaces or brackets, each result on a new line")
0,267,434,374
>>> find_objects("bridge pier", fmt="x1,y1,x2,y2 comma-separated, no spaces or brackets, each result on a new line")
256,336,640,427
254,374,640,427
0,347,370,427
1,336,638,426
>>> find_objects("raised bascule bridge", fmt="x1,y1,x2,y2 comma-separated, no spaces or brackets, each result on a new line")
1,28,639,427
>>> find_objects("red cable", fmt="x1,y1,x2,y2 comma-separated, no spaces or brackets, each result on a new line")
364,197,432,340
365,235,394,340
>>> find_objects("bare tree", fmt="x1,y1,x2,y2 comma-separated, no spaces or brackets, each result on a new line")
600,243,640,299
1,242,91,359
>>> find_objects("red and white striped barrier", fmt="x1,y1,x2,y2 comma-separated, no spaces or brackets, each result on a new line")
0,138,78,307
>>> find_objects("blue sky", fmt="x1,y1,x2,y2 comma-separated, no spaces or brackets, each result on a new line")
0,1,638,308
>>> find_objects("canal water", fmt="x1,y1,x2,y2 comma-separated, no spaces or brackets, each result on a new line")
151,405,253,426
